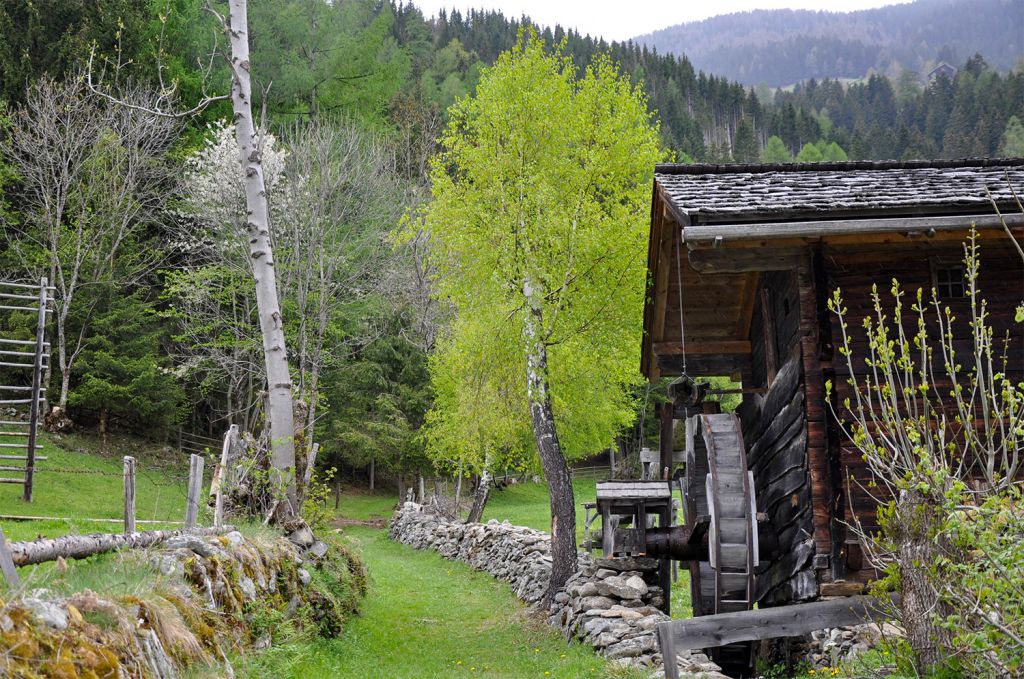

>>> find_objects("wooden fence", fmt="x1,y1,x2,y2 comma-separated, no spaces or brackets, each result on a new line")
0,277,53,502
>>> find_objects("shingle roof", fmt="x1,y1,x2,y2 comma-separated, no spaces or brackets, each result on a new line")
655,158,1024,222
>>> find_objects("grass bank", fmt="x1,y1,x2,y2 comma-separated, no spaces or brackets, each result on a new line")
0,430,195,541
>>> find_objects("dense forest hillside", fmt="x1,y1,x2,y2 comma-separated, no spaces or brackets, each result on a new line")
0,0,1021,487
635,0,1024,87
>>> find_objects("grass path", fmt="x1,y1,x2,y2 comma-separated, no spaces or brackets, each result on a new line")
248,487,636,678
271,525,622,679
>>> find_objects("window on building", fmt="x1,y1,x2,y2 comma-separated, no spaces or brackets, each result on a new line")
933,262,965,298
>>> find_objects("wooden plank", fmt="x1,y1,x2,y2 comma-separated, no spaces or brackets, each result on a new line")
688,246,807,273
657,594,897,657
659,614,682,679
184,454,205,530
0,526,20,587
681,213,1024,245
0,281,56,291
123,456,136,534
653,340,752,355
0,338,47,346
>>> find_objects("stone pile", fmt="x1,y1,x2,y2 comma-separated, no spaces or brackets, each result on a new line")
804,621,901,670
389,502,729,678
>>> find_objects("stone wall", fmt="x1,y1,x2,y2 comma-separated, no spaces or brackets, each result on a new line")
1,528,365,677
389,502,729,678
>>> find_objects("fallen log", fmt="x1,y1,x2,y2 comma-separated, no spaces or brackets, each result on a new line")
7,525,236,567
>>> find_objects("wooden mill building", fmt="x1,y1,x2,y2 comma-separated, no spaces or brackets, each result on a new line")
642,158,1024,606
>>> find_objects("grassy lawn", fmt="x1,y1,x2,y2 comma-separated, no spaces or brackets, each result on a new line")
482,476,598,543
0,430,198,541
245,525,639,679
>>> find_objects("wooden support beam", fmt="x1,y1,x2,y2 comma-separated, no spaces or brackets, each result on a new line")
654,341,752,355
659,403,674,481
682,213,1024,246
657,595,898,679
688,247,807,274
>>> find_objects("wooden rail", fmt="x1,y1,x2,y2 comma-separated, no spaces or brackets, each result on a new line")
657,594,898,679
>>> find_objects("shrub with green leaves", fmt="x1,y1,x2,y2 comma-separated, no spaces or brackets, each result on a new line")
828,229,1024,675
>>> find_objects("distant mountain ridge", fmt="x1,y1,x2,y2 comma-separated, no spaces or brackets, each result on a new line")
634,0,1023,88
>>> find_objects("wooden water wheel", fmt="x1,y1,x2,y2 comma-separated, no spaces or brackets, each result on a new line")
683,412,759,677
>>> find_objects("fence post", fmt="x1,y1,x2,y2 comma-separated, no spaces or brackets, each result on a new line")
123,456,136,534
213,425,239,528
185,453,205,530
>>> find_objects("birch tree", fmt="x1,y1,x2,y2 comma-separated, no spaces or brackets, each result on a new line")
412,34,665,599
213,0,296,517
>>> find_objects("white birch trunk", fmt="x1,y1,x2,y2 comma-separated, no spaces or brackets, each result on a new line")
227,0,297,517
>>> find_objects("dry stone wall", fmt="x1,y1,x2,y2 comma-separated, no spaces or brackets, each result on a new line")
389,502,730,678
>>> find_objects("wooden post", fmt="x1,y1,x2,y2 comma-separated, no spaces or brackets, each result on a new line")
214,425,239,527
23,277,48,503
123,456,136,534
659,402,674,481
184,454,205,530
0,526,20,587
368,456,375,491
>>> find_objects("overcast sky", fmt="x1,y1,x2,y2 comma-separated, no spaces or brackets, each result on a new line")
411,0,915,42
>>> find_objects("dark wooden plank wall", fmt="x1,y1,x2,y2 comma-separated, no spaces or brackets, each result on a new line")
737,270,818,605
822,240,1024,584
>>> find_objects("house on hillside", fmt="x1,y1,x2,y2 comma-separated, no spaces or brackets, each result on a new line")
642,158,1024,609
928,62,958,81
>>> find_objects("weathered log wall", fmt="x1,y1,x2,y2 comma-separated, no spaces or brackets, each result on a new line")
822,241,1024,584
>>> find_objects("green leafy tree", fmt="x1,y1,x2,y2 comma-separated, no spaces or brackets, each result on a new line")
819,140,848,161
761,134,792,162
1000,115,1024,156
411,33,666,599
795,141,824,162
